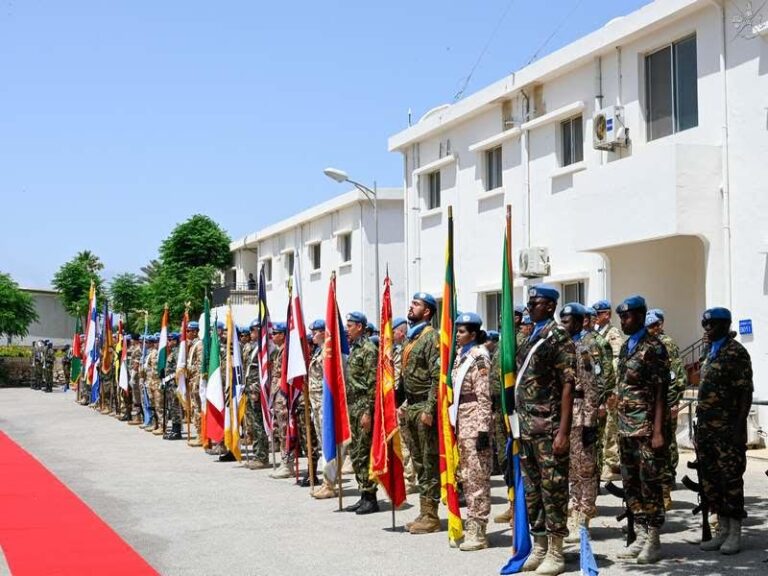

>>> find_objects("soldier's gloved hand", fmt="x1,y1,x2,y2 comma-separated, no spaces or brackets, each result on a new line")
475,431,490,451
582,426,598,447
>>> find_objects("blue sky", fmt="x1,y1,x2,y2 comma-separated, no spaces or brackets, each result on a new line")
0,0,650,288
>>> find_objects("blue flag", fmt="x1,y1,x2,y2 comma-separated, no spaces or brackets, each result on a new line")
500,444,531,574
580,525,599,576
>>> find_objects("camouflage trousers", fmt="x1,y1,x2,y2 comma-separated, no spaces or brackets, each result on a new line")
189,375,202,433
165,386,182,426
43,367,54,390
273,392,291,462
695,428,747,520
131,377,142,414
150,380,163,422
601,406,620,472
397,407,418,489
619,436,665,528
244,389,269,463
457,435,492,525
492,398,508,473
349,405,376,494
663,413,679,489
402,401,440,502
102,377,114,409
520,435,570,537
569,426,598,519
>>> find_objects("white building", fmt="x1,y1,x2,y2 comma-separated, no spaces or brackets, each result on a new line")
9,288,77,347
227,189,405,327
389,0,768,428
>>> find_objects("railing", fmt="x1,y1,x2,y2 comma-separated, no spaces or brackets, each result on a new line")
681,337,705,386
212,283,258,307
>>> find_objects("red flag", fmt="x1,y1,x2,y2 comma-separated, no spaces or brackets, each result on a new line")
369,274,406,508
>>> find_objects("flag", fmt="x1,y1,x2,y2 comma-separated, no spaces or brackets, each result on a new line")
284,257,310,452
83,283,98,386
321,272,351,482
223,307,243,459
100,304,112,374
369,273,406,508
200,298,211,444
580,526,599,576
118,326,129,394
500,206,532,574
113,319,122,375
437,206,462,544
257,265,274,438
70,316,83,388
140,314,152,426
176,311,188,409
205,319,224,443
157,305,169,376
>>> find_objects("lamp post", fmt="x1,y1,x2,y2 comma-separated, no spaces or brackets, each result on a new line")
323,167,380,317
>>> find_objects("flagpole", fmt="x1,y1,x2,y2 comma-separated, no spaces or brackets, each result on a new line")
337,443,343,512
388,439,396,531
302,379,315,493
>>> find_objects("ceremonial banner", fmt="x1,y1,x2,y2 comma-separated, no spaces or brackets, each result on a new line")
205,320,224,443
176,311,188,408
70,316,83,389
224,307,243,459
257,266,274,437
157,305,169,376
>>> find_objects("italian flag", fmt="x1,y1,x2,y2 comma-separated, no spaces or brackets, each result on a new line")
205,324,224,442
157,305,169,377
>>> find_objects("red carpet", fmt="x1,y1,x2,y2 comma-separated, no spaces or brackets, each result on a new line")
0,431,158,575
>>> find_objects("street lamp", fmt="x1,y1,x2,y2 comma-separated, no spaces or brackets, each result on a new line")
323,167,380,317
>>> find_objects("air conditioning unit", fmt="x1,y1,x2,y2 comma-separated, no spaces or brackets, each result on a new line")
593,106,626,150
519,247,550,278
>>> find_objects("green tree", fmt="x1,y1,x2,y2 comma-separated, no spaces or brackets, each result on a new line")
0,272,39,340
110,273,145,331
160,214,232,271
51,251,104,320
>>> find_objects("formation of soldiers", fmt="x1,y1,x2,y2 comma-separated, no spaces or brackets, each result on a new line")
66,287,754,575
29,340,56,392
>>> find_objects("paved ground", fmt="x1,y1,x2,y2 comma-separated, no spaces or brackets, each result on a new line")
1,387,767,576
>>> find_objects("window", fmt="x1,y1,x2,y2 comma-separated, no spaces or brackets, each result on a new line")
427,171,441,210
284,251,294,277
646,35,698,141
263,258,272,283
485,292,501,331
562,281,585,305
561,116,583,166
338,233,352,264
309,243,321,271
484,146,503,191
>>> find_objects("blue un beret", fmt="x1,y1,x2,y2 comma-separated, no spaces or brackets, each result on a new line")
528,284,560,303
514,306,525,316
346,311,367,325
370,335,380,346
648,308,665,321
585,307,597,317
169,332,180,341
703,307,731,322
216,321,225,330
522,314,533,325
560,302,588,317
249,319,261,330
367,322,378,334
309,319,326,331
188,321,199,330
393,317,407,329
645,311,663,327
272,322,287,334
413,292,437,309
616,295,647,314
592,300,611,312
455,312,483,327
487,330,500,342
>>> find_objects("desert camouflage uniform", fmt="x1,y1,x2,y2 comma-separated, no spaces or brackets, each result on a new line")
101,354,115,410
165,346,182,428
516,319,577,537
453,344,493,526
617,331,670,529
658,333,687,490
400,324,441,503
347,335,378,494
695,337,752,519
187,337,203,435
270,345,289,460
243,340,269,463
598,323,623,474
568,331,602,520
146,348,161,424
128,343,142,416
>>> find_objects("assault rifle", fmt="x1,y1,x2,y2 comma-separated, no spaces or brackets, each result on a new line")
682,424,712,543
605,481,636,546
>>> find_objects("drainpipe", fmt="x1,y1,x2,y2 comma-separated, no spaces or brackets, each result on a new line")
402,151,409,303
521,90,532,248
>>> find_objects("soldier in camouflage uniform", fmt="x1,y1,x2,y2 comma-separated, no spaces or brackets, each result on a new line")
615,295,670,565
186,322,204,445
592,300,624,481
695,307,752,555
243,320,270,468
399,292,441,534
163,333,183,440
515,285,576,576
452,313,493,551
392,317,418,495
100,339,115,414
144,335,161,432
43,342,55,393
343,311,380,515
269,323,292,477
32,341,43,390
560,304,602,545
645,309,687,509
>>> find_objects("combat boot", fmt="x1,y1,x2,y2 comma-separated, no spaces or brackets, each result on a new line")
152,423,165,436
344,495,364,512
636,527,661,564
356,492,380,515
164,423,182,440
269,461,292,479
535,535,565,575
405,497,426,532
618,526,647,560
188,437,203,447
719,518,741,555
520,535,547,572
563,513,579,544
700,515,729,551
460,520,488,551
409,498,440,534
312,481,336,499
494,503,514,525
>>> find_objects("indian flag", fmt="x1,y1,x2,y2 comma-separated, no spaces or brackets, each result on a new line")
157,305,169,376
176,311,188,410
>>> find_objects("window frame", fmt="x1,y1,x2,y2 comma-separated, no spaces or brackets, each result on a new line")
484,146,503,191
561,280,586,305
263,258,273,283
338,233,352,264
426,170,441,210
560,115,584,167
309,242,321,271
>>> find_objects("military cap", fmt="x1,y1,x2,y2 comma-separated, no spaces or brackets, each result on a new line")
138,334,146,341
216,321,225,330
522,314,533,325
153,332,161,339
125,335,132,341
249,319,261,330
560,302,588,317
645,310,663,327
346,311,367,325
514,305,525,316
370,335,380,346
616,295,647,314
188,321,199,330
455,312,483,327
412,292,437,309
592,299,611,312
528,284,560,302
702,307,731,322
393,317,407,329
585,307,597,317
147,335,157,343
487,330,500,342
271,322,287,334
309,319,326,331
169,332,180,341
367,322,378,334
648,308,665,321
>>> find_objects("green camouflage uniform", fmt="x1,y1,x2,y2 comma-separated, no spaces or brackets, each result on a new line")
394,341,417,490
346,335,378,494
617,331,670,529
400,324,441,502
658,332,687,489
43,346,55,391
695,337,753,520
243,340,269,463
516,319,577,537
33,344,43,389
165,346,181,427
186,338,203,435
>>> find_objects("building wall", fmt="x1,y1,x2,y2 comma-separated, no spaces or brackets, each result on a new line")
10,290,77,347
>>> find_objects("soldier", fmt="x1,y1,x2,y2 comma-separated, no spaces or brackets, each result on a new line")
309,319,339,498
186,322,204,445
207,321,228,455
452,313,493,551
101,336,116,415
645,309,687,510
695,307,752,555
163,333,183,440
62,345,72,390
559,303,602,544
343,311,380,515
516,284,576,575
43,342,55,393
32,341,43,390
392,316,418,495
243,319,270,468
269,322,292,477
615,296,670,564
399,292,441,534
144,335,161,432
128,335,145,425
592,299,624,481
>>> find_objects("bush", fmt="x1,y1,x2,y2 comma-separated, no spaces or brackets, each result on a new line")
0,345,32,358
